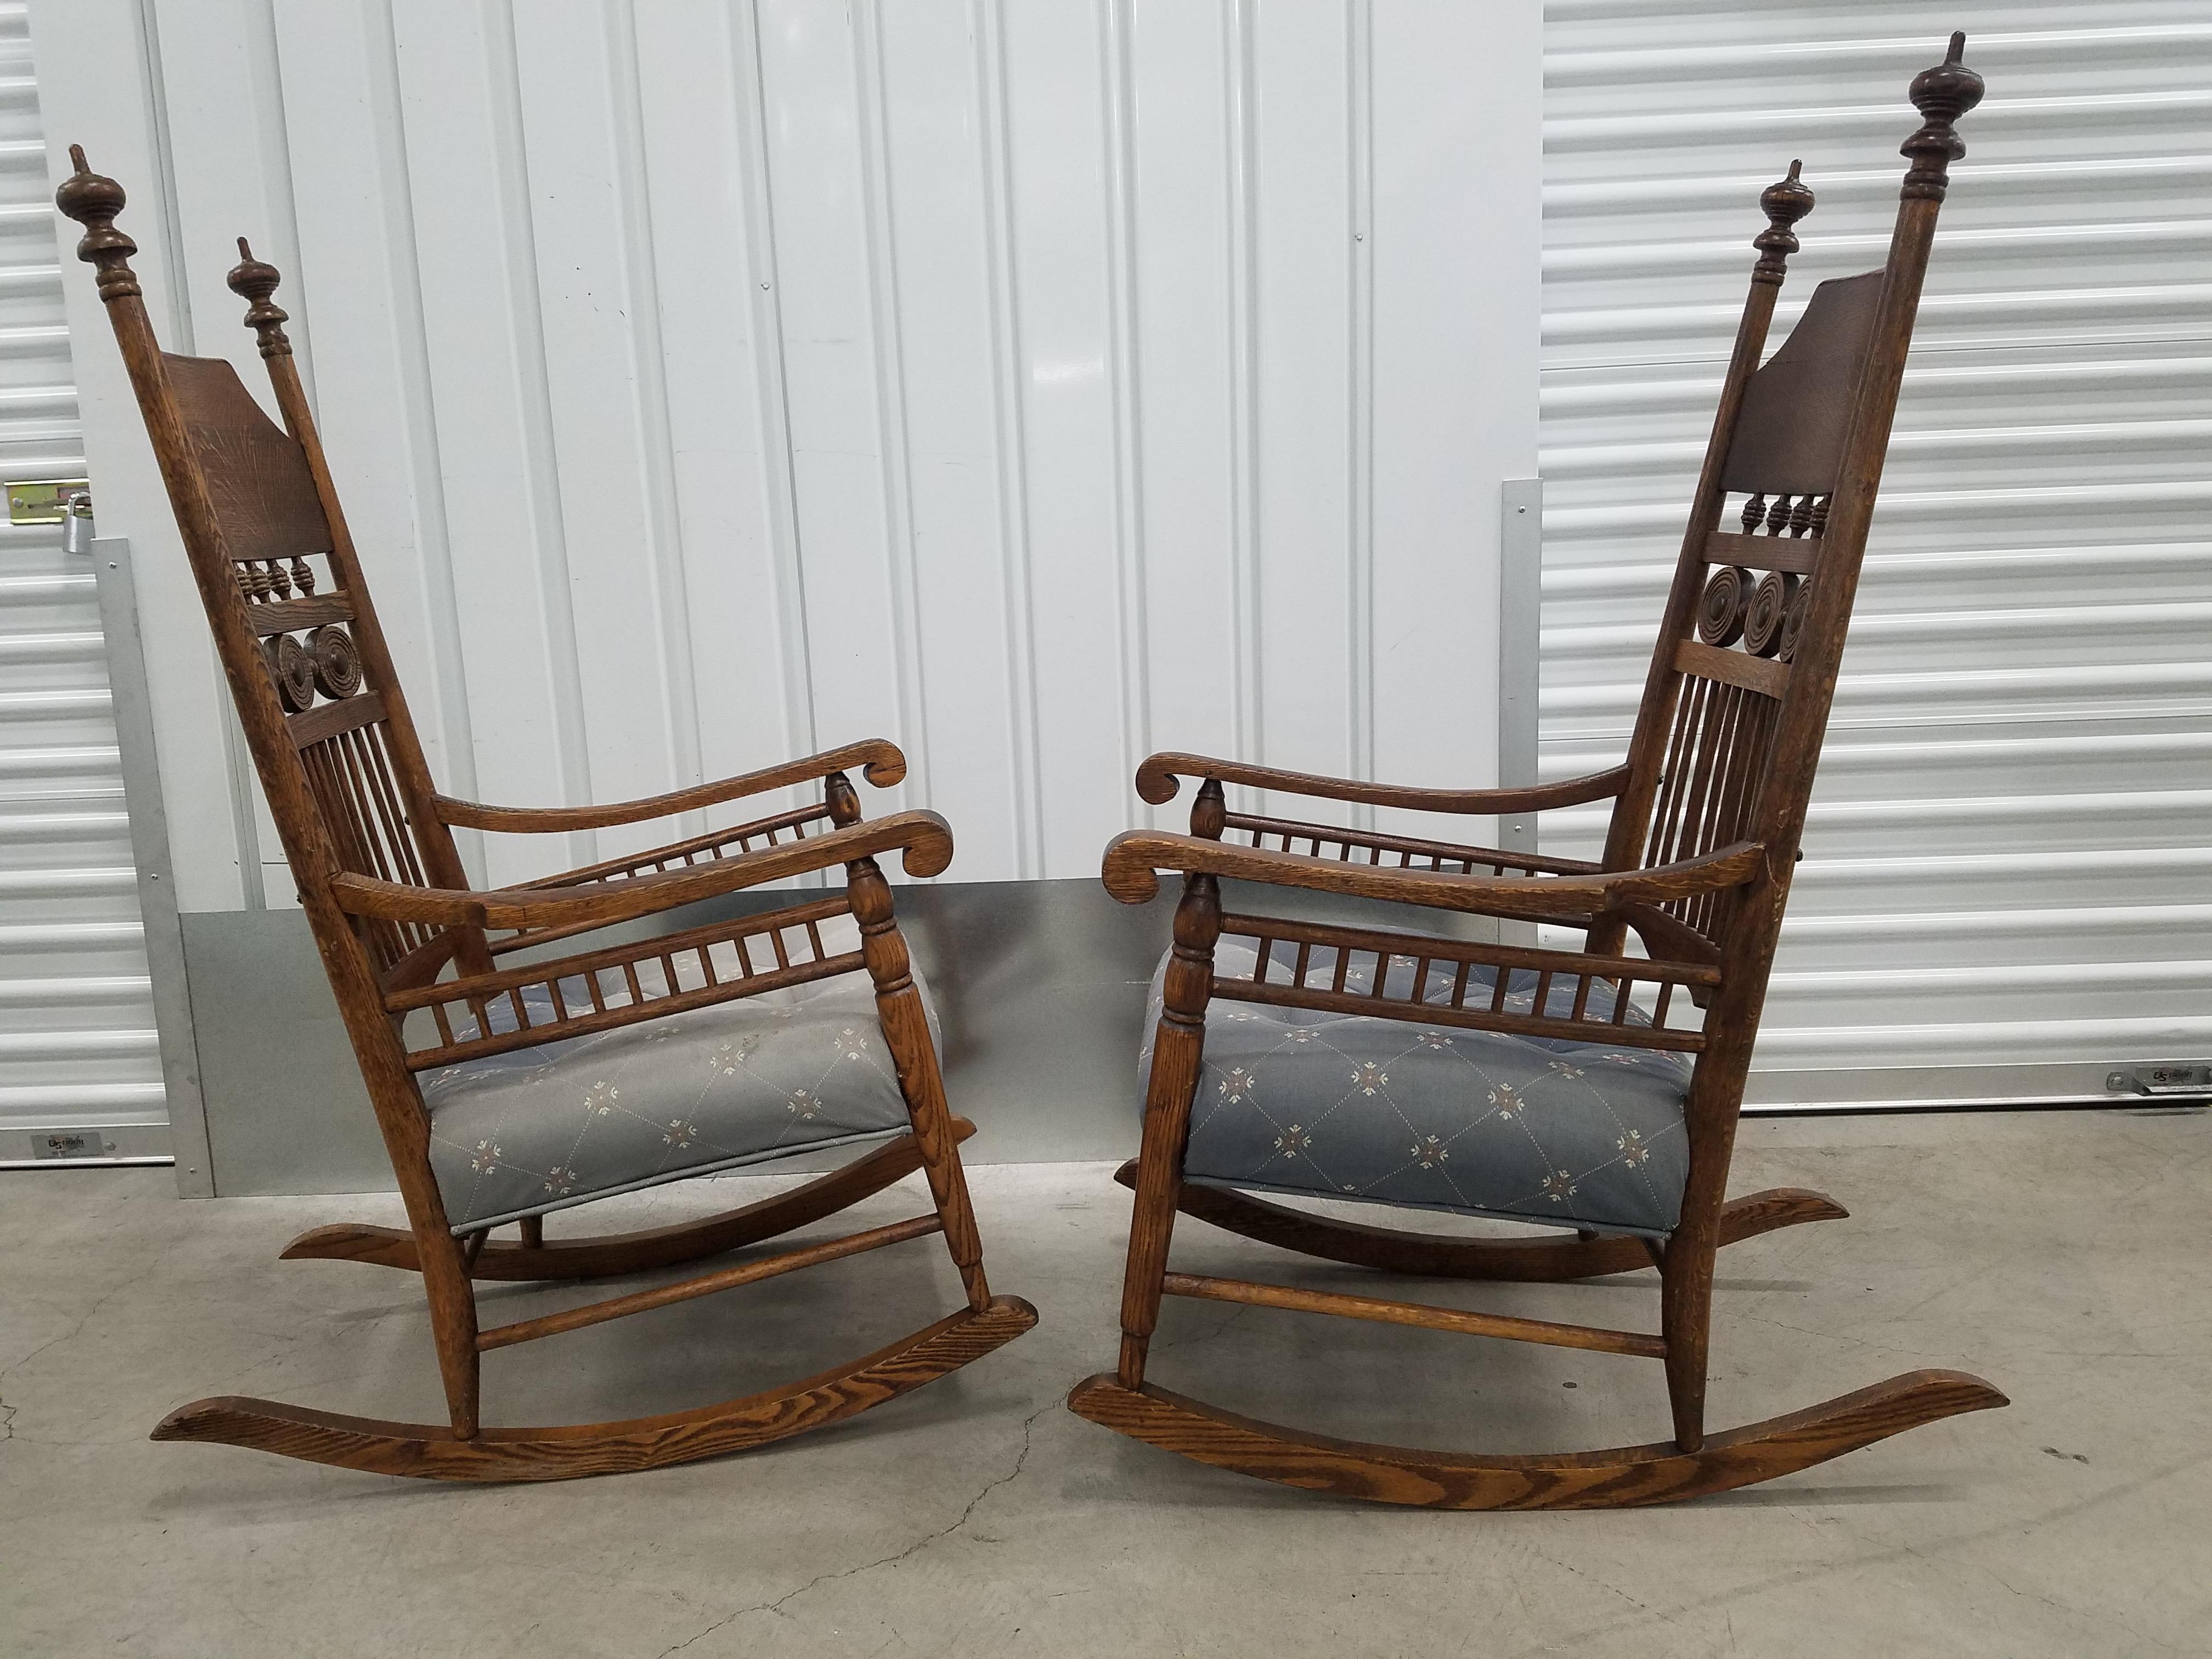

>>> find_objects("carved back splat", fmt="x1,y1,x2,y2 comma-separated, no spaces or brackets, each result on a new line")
50,180,477,985
1594,40,1982,972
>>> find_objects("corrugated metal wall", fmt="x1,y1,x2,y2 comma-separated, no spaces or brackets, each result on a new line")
41,0,1540,906
1541,2,2212,1102
0,0,163,1154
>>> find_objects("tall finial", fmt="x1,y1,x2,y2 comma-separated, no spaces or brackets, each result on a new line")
1750,159,1814,286
1900,32,1983,202
227,238,292,359
54,145,142,303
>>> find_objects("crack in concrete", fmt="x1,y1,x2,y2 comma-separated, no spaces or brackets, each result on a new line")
649,1402,1055,1658
0,1280,133,1450
1150,1302,1253,1354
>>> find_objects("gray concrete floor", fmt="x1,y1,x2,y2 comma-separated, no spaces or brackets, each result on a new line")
2,1109,2207,1658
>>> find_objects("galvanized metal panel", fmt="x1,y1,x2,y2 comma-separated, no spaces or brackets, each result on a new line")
1542,2,2212,1099
0,2,163,1154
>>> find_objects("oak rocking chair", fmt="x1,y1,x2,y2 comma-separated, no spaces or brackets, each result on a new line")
1070,38,2006,1507
60,156,1034,1482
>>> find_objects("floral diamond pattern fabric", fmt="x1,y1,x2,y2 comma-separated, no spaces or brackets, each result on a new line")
1142,939,1695,1238
419,921,928,1232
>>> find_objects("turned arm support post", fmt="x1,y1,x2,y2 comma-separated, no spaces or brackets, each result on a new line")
1118,870,1223,1389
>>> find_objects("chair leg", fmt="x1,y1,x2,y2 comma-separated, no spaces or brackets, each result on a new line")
1661,1218,1718,1454
413,1213,482,1440
848,854,990,1311
1115,873,1221,1391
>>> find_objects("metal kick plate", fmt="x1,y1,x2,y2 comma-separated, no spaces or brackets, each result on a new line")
7,478,91,524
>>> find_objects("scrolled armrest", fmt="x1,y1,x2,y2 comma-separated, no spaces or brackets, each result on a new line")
1133,751,1630,816
432,738,906,833
1101,829,1764,919
334,810,951,931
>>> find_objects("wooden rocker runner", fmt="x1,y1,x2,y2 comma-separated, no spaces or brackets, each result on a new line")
59,157,1034,1482
1070,37,2006,1508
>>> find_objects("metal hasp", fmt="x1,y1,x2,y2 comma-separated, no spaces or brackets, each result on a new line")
7,476,92,523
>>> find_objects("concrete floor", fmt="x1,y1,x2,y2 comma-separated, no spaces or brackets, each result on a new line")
2,1109,2207,1658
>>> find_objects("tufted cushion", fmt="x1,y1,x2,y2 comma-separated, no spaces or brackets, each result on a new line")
419,919,927,1232
1142,939,1695,1238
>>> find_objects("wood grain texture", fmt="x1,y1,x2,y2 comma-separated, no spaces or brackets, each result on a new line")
244,590,356,637
283,689,386,749
1216,975,1703,1053
1703,530,1818,575
1164,1273,1666,1359
1085,38,1993,1500
850,854,994,1312
1718,270,1886,495
1219,910,1718,988
153,1296,1039,1484
282,1122,975,1279
476,1215,944,1352
1102,828,1764,917
1116,872,1222,1389
1119,1175,1846,1281
63,156,1031,1475
1065,1368,2005,1509
1135,753,1631,815
331,810,955,931
399,949,862,1071
159,352,334,561
1223,813,1601,878
1672,639,1790,698
432,740,907,832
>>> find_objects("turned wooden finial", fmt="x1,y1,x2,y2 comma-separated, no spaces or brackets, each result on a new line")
54,145,142,302
1750,159,1814,286
1900,32,1983,202
227,237,293,358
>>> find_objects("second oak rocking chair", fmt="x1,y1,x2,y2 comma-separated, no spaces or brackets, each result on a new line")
1071,37,2007,1507
60,157,1034,1482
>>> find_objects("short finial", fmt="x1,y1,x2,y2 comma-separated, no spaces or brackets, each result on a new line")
54,145,142,302
1900,32,1984,202
1751,158,1815,285
227,238,292,359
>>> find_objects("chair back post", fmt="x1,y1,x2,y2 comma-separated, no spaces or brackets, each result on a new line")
1586,161,1815,951
222,244,487,965
1683,37,1983,1167
57,155,480,1418
54,155,338,877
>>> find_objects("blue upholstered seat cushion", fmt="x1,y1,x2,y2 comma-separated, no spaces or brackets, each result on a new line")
1142,939,1696,1238
419,921,927,1232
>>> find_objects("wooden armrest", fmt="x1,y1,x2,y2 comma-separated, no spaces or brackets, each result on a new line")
334,810,951,930
1101,830,1764,919
1134,751,1630,815
431,738,905,832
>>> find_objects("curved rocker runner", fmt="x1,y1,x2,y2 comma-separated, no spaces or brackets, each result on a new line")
59,156,1034,1482
1069,36,2006,1509
159,1299,1038,1483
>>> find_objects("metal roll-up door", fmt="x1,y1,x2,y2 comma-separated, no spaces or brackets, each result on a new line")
0,14,165,1164
1541,4,2212,1106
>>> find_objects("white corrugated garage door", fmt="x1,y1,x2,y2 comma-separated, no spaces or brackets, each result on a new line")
0,7,165,1163
1541,3,2212,1105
